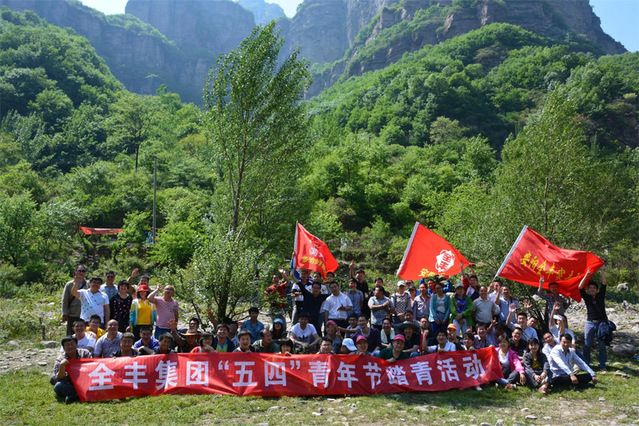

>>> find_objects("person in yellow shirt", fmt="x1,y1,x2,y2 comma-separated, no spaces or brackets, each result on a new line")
86,315,106,339
128,284,157,340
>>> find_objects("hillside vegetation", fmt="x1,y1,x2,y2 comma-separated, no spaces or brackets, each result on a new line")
0,8,637,306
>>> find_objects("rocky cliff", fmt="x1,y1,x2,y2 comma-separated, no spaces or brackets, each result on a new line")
2,0,627,102
305,0,626,95
0,0,187,97
238,0,285,25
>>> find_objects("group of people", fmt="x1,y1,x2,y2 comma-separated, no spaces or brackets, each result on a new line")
52,263,611,403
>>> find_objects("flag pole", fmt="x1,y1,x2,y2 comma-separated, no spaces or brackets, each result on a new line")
396,222,420,277
494,225,528,280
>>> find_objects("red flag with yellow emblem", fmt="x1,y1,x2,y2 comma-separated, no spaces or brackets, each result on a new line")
396,222,470,280
293,223,339,277
495,226,604,301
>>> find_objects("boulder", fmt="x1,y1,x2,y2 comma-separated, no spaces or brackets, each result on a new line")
612,343,637,357
41,340,58,349
617,282,629,292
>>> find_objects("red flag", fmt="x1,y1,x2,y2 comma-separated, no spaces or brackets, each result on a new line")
397,222,469,280
293,223,339,277
79,226,124,235
496,226,604,301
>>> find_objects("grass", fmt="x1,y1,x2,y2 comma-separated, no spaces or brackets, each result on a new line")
2,363,639,425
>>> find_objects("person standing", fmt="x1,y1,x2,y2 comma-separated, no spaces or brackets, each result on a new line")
61,265,88,336
100,271,118,301
110,280,133,332
150,285,179,339
579,268,609,371
71,276,109,326
129,284,157,339
321,282,353,329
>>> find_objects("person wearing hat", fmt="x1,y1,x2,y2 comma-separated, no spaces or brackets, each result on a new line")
450,281,473,338
289,311,320,353
324,320,343,353
272,317,287,341
447,324,464,351
128,283,157,340
378,334,410,362
398,321,420,356
234,330,255,352
340,338,357,354
391,280,411,328
355,335,369,355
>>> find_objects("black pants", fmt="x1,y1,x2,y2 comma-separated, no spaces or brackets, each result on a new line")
525,370,547,388
551,373,593,389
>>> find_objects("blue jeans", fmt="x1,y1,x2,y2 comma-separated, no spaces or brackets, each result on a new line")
53,379,78,401
583,320,607,369
154,326,171,340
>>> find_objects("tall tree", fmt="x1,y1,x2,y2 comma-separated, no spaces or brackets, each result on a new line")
197,22,311,319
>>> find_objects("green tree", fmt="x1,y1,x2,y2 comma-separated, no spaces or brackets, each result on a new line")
198,22,311,318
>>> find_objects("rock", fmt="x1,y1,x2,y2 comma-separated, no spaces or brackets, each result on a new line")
616,283,629,292
257,423,268,426
480,423,491,426
599,397,606,402
415,406,429,412
7,340,19,347
612,343,636,357
311,412,322,416
606,308,616,314
37,361,48,366
496,420,504,426
520,407,530,412
613,371,631,379
525,415,537,420
41,341,58,349
267,406,280,412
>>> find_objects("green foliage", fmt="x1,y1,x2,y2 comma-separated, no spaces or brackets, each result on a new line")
187,221,265,319
150,221,198,268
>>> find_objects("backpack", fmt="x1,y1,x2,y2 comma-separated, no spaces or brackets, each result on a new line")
597,320,616,345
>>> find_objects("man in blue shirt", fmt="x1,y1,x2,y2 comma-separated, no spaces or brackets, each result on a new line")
241,307,265,343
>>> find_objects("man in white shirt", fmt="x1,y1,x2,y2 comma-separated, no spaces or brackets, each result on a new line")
321,282,353,328
289,312,321,353
69,319,96,354
549,334,596,389
542,331,557,358
71,276,109,326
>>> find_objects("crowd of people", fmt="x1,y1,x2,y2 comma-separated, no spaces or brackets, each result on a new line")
52,263,612,403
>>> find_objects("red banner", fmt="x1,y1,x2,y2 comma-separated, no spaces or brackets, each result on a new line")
67,348,501,402
293,223,339,277
496,226,604,301
397,222,470,279
79,226,124,235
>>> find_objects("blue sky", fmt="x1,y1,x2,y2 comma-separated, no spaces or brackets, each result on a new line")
80,0,637,52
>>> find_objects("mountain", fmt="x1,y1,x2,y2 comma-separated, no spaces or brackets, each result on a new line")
1,0,627,102
299,0,627,95
0,0,188,97
237,0,285,25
